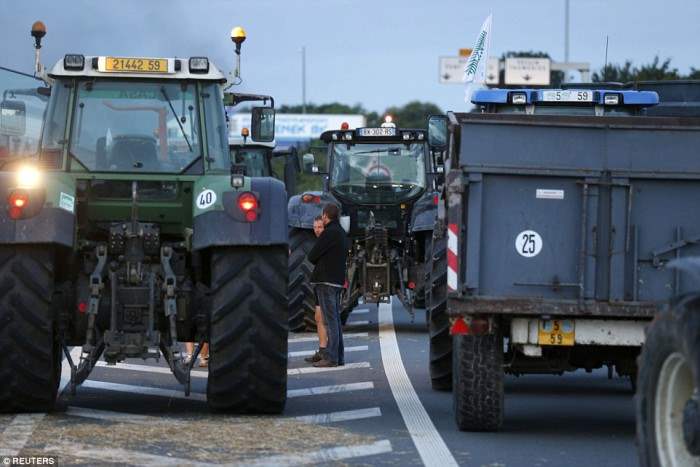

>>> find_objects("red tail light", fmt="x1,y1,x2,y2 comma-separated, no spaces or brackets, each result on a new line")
408,281,416,289
301,193,321,204
8,191,29,220
237,192,259,222
433,194,439,205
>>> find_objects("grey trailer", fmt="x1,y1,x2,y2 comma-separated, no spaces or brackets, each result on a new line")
442,112,700,431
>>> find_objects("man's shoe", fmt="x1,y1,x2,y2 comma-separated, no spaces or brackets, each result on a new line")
312,359,338,368
304,350,324,363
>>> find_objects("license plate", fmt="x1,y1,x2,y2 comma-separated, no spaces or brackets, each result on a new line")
104,57,169,73
541,90,594,103
538,319,575,346
358,127,397,137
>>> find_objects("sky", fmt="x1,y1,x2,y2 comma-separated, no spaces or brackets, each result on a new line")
1,0,698,113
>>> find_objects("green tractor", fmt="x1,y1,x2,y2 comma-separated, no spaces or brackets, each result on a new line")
0,24,289,413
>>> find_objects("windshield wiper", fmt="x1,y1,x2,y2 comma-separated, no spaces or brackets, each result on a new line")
160,87,192,152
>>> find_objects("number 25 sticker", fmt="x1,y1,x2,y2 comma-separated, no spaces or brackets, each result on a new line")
197,189,217,209
515,230,543,258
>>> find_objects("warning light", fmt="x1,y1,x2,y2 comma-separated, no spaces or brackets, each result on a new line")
78,302,88,314
340,122,349,130
237,192,258,222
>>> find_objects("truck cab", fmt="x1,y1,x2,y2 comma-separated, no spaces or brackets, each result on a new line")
228,132,299,194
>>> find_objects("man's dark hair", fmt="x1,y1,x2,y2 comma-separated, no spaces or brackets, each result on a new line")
314,215,323,222
322,203,339,221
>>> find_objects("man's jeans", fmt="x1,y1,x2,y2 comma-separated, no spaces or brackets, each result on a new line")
316,284,344,365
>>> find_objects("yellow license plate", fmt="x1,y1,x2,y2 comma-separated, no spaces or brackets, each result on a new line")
104,57,168,73
538,319,575,346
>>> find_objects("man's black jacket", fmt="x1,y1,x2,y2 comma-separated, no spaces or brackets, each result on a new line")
308,220,348,286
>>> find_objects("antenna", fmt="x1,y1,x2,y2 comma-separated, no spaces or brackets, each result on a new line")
603,35,609,81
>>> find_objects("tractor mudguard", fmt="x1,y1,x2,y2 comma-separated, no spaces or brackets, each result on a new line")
287,191,339,229
410,191,438,233
192,177,288,250
0,171,76,247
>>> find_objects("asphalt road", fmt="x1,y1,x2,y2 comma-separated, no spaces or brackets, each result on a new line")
0,299,638,466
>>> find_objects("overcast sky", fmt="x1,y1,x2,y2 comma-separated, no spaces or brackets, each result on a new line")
2,0,698,113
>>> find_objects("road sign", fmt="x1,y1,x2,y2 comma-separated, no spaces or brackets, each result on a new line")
486,57,500,85
504,57,551,85
439,56,468,84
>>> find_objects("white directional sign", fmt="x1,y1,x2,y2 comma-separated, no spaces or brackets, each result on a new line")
504,57,551,86
439,56,468,84
486,57,500,85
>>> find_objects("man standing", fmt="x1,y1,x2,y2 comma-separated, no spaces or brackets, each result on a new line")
307,204,348,367
305,216,328,363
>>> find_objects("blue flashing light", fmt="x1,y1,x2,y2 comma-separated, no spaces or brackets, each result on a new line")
472,88,659,107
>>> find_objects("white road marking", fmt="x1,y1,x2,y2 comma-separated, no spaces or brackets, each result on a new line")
0,414,45,457
0,347,82,457
43,442,217,467
78,379,373,401
66,405,381,426
95,360,370,377
344,320,370,327
287,381,374,398
289,345,368,358
351,308,369,314
294,407,382,424
378,297,458,467
287,361,370,375
240,439,393,466
288,332,368,343
95,361,208,378
65,406,166,425
80,380,207,402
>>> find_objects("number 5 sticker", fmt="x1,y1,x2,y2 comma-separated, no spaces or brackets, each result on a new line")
197,189,217,209
515,230,543,258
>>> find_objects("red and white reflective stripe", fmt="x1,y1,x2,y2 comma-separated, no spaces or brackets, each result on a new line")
447,223,458,292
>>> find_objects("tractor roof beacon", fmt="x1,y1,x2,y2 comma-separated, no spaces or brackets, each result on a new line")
0,23,289,414
286,119,444,332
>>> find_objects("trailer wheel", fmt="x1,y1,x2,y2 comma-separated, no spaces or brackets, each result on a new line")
288,228,317,332
636,294,700,467
429,234,452,390
453,332,504,431
207,246,288,413
0,246,61,413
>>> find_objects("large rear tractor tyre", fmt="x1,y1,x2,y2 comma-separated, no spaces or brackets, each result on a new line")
453,332,504,431
288,228,317,332
636,294,700,467
429,234,452,390
207,246,288,414
0,246,60,413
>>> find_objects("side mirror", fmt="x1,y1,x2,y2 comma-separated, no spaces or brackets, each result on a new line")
427,115,448,150
0,100,27,136
251,107,275,142
302,153,316,174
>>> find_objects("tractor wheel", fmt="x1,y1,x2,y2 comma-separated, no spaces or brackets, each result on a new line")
453,332,504,431
288,228,317,332
207,246,288,413
0,246,61,413
636,294,700,467
429,234,452,390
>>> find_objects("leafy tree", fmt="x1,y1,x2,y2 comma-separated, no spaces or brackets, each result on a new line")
686,68,700,80
593,56,684,82
380,101,443,129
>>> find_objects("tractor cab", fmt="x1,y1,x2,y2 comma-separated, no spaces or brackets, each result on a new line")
472,88,659,116
318,123,430,207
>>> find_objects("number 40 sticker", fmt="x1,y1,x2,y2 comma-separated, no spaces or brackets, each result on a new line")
515,230,543,258
197,189,217,209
